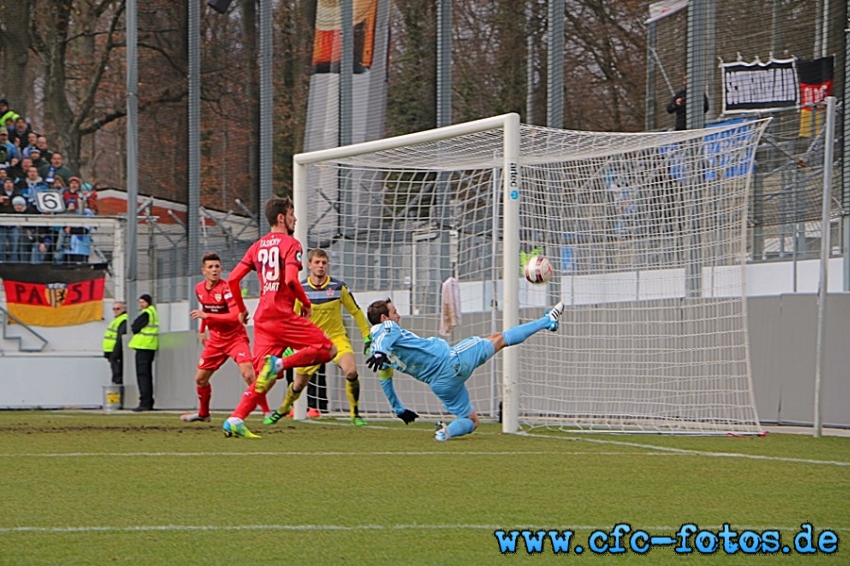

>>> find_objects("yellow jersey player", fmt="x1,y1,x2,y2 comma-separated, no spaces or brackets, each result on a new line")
263,248,372,426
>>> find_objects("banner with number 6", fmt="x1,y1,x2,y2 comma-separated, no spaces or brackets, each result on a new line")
35,190,66,214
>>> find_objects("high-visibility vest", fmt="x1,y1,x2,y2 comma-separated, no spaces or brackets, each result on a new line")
0,110,19,130
102,313,128,354
129,305,158,350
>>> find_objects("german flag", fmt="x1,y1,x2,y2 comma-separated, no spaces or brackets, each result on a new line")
0,263,107,327
798,57,833,138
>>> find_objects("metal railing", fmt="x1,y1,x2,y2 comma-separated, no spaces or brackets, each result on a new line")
0,304,48,352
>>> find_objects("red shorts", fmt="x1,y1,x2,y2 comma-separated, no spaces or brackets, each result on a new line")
252,315,333,374
198,334,252,371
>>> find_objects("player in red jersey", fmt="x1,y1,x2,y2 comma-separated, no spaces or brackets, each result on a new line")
222,196,336,438
180,252,271,423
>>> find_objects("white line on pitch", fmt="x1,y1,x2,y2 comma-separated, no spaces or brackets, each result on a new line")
0,450,659,458
1,523,849,535
525,433,850,467
2,448,849,466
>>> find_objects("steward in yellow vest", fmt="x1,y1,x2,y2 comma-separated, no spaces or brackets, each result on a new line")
130,294,158,411
129,303,158,350
103,307,128,353
103,302,128,385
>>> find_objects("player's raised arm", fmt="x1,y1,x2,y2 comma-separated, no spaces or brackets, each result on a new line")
227,260,252,315
284,250,312,316
190,306,241,324
377,368,417,425
341,285,372,350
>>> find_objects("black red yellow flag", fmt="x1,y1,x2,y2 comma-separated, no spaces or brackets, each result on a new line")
798,57,834,138
0,263,107,327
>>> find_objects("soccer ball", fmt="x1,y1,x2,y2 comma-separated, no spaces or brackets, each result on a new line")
524,255,553,284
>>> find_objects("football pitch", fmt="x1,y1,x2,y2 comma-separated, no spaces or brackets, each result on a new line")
1,411,848,565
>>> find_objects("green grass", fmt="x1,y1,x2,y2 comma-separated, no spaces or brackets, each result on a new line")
1,411,848,565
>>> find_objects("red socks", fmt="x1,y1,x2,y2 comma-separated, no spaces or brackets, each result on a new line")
257,393,271,415
198,384,212,417
230,385,261,420
281,345,333,370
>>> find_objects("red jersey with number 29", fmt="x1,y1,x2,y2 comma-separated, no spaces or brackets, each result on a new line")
239,232,304,325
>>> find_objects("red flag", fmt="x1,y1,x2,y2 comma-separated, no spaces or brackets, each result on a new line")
0,263,107,327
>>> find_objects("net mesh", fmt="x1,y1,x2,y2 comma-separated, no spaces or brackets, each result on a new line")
299,117,769,434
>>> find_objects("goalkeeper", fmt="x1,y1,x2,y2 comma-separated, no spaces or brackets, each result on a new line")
263,248,372,427
365,298,564,441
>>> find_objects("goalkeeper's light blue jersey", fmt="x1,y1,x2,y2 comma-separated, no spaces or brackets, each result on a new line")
369,320,450,384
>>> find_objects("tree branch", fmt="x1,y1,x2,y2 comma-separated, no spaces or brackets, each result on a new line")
94,0,118,18
137,41,188,77
73,1,125,132
79,89,188,135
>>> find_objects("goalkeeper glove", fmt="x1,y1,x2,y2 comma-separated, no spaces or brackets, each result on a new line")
396,408,418,425
366,352,388,372
363,336,372,355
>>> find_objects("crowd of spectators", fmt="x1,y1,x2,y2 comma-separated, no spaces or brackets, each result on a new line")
0,99,99,265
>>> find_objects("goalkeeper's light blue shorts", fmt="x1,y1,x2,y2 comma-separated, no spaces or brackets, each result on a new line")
430,336,495,418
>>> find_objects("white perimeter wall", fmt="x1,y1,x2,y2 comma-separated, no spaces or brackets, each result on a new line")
1,259,848,427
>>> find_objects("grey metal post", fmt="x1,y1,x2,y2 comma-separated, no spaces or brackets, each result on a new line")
819,0,830,59
685,0,709,296
547,0,564,129
340,0,353,146
126,0,138,321
526,2,535,124
704,0,715,121
753,167,764,261
686,0,708,130
259,0,273,209
112,220,125,302
339,0,354,280
844,6,850,292
814,96,836,438
645,21,656,131
435,0,453,289
437,0,451,127
771,0,783,55
188,0,201,310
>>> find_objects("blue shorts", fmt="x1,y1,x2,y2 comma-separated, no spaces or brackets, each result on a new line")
429,336,496,418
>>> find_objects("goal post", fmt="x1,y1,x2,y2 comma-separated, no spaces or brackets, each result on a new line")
292,114,769,435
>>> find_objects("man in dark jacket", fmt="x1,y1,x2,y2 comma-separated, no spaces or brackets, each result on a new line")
667,76,709,131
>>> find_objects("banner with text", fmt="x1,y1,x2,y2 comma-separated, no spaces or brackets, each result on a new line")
722,58,798,114
0,263,107,327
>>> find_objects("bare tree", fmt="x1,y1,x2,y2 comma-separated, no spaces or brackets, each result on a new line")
0,1,32,118
561,0,646,131
386,0,437,134
274,0,315,196
29,0,126,173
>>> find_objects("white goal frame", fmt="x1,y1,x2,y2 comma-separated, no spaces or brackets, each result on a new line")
294,113,524,432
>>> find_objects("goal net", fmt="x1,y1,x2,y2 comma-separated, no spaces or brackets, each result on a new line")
293,114,769,435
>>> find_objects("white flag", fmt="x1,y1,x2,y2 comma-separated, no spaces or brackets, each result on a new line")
646,0,688,24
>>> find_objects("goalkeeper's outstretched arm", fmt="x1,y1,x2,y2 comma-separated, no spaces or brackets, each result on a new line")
378,369,418,425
